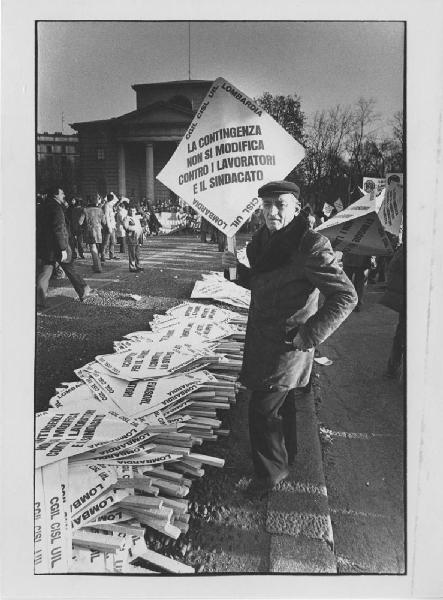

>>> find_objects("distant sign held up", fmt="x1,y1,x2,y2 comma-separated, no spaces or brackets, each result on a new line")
157,77,305,237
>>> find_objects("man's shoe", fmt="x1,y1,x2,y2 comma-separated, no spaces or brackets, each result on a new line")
136,267,144,272
242,471,289,499
111,256,120,260
79,286,96,302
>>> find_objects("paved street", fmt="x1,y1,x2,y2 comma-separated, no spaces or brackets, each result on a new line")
317,282,405,573
35,234,405,573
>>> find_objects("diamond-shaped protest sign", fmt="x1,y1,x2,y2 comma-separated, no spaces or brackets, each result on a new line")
316,191,397,255
157,77,305,237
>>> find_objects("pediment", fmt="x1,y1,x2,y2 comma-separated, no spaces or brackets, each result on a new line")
114,102,193,126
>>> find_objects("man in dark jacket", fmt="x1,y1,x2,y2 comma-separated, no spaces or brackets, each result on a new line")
36,187,92,309
223,180,357,495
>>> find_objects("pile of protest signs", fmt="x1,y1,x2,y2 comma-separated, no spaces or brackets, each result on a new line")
191,272,251,309
35,301,247,574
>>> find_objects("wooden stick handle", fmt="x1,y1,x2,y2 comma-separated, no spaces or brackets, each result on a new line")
227,235,237,280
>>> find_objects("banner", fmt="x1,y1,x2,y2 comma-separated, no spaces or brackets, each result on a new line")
157,77,305,237
315,192,394,255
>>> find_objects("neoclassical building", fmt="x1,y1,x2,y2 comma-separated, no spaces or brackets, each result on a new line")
71,80,212,204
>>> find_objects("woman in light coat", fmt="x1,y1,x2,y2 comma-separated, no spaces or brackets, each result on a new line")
116,199,129,253
123,205,144,273
79,196,106,272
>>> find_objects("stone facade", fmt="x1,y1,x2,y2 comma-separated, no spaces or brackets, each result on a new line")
37,132,80,195
71,80,213,205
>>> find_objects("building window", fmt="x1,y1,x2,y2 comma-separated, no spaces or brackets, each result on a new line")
97,148,105,160
46,145,52,153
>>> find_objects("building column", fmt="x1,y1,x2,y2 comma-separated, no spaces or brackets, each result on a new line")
145,142,155,205
118,143,126,197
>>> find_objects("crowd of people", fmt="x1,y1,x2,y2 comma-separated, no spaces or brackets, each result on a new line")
36,188,164,308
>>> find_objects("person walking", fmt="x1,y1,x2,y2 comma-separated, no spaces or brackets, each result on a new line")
66,197,85,259
222,180,357,497
380,244,405,380
36,187,92,309
341,252,372,311
80,195,106,272
101,192,120,261
124,204,144,273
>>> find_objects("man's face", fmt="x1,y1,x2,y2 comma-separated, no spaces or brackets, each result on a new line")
54,189,66,205
129,208,136,217
261,193,300,232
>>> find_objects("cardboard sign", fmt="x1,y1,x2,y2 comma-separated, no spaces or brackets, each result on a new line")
378,181,403,235
128,321,237,345
191,273,251,309
156,303,235,325
35,409,137,468
34,467,50,573
386,172,403,186
157,77,305,237
96,344,213,381
362,177,386,198
334,198,343,212
79,366,210,418
316,192,394,255
40,460,70,573
68,463,117,516
323,202,334,217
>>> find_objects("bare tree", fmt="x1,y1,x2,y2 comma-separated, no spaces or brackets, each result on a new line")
347,98,381,180
389,110,404,148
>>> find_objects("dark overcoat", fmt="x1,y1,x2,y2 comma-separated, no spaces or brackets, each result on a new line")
380,245,404,313
234,220,358,391
36,198,70,263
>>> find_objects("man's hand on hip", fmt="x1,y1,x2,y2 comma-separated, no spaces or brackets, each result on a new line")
291,332,314,352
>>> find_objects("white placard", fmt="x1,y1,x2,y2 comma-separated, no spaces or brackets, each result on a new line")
316,192,394,255
35,409,137,468
157,77,305,237
362,176,386,196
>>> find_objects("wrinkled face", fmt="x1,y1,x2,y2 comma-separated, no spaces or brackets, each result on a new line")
261,193,301,232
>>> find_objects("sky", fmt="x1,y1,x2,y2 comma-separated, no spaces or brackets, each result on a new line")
38,21,404,136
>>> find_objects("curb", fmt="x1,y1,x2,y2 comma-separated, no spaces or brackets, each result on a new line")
266,387,337,573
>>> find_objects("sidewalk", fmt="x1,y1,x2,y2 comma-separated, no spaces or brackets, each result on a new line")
315,282,405,573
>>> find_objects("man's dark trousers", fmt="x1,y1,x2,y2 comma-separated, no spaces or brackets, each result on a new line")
249,388,304,484
37,258,87,306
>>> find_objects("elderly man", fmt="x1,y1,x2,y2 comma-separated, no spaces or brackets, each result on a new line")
222,180,357,496
36,187,93,309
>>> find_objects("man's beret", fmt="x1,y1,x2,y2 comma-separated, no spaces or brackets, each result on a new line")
258,180,301,199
